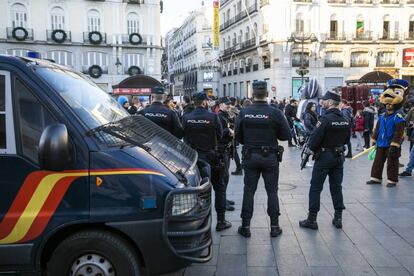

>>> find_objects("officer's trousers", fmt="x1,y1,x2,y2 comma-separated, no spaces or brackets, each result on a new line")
309,151,345,213
198,152,226,216
241,152,280,220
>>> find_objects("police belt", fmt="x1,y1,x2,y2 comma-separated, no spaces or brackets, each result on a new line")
245,146,278,154
320,147,344,153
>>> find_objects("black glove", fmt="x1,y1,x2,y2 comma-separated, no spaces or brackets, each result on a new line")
389,146,400,158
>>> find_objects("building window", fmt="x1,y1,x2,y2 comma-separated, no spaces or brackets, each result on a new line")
296,13,304,34
376,51,395,67
46,50,74,67
50,7,65,30
324,51,343,67
351,51,369,67
11,3,28,28
6,48,29,57
245,26,250,41
87,9,101,32
356,15,365,38
409,17,414,39
238,30,243,43
292,52,309,67
124,53,144,72
127,12,139,34
253,23,258,39
330,14,338,39
83,51,108,73
382,15,390,39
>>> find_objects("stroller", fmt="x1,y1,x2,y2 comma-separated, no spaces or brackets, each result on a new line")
292,119,309,148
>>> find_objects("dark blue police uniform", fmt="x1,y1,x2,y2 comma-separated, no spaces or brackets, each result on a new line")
235,81,291,237
182,93,232,231
139,87,184,139
300,91,350,230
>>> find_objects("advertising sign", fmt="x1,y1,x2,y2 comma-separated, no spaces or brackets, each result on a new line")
403,48,414,67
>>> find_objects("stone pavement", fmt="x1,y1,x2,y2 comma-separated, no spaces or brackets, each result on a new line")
164,142,414,276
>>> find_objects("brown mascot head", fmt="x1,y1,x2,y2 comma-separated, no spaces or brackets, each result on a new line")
380,79,409,113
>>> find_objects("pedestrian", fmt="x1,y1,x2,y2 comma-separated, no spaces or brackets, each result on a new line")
235,81,291,238
243,99,252,108
182,92,232,231
182,95,195,116
340,100,354,158
217,97,236,211
118,96,130,111
299,91,350,230
400,145,414,177
362,101,375,149
285,99,298,147
354,110,365,151
138,87,184,139
406,104,414,151
303,102,318,134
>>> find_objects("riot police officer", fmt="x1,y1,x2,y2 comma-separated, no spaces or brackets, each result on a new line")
182,92,232,231
139,86,184,139
217,97,236,211
299,91,350,230
235,81,291,238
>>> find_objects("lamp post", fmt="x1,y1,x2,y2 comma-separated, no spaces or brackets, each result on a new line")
287,33,318,86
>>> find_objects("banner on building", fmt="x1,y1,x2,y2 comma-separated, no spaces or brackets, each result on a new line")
403,48,414,67
356,21,364,34
213,0,220,49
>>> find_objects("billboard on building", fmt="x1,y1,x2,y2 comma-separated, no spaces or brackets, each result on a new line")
213,0,220,49
403,48,414,67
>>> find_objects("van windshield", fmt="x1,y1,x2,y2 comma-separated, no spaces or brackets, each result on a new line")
36,67,129,129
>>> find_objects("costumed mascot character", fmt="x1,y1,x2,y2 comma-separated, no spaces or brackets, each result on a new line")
366,79,409,188
296,78,323,120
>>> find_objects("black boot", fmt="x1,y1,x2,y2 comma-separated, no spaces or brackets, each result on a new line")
238,219,251,238
231,169,243,176
227,199,235,205
216,213,232,231
299,212,318,230
332,210,343,229
270,217,282,237
226,202,235,211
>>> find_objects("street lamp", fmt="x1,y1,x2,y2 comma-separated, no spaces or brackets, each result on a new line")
115,58,122,75
287,33,318,86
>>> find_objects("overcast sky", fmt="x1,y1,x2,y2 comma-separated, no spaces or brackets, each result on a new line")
161,0,206,35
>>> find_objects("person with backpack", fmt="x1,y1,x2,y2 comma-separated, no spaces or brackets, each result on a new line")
362,101,376,149
340,100,354,158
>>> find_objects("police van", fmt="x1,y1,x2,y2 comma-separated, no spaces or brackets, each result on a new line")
0,54,212,275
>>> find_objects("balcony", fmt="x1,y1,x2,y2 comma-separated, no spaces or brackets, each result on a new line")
380,0,399,4
325,60,344,67
260,0,270,7
378,32,400,41
220,0,231,7
405,32,414,40
82,65,109,74
293,0,312,3
202,43,212,49
353,31,373,41
124,0,144,4
221,2,258,32
223,45,236,57
83,32,107,45
6,27,34,41
121,34,148,46
240,38,256,50
46,30,72,43
354,0,373,4
322,32,348,42
327,0,346,3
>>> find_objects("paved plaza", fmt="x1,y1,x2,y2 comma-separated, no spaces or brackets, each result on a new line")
165,142,414,276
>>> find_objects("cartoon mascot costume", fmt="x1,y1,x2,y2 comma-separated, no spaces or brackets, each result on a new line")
367,79,409,187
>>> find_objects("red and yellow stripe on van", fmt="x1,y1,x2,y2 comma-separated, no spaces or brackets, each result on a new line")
0,169,164,244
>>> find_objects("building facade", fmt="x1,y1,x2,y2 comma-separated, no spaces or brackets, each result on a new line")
0,0,163,92
219,0,414,99
166,3,220,96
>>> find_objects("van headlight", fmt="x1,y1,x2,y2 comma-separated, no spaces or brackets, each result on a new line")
171,193,198,216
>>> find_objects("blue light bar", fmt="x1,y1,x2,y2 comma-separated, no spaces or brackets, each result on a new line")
27,51,41,59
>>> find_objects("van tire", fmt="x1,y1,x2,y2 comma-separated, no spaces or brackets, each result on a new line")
46,229,141,276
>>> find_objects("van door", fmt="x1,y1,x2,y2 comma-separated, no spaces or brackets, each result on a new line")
0,72,89,267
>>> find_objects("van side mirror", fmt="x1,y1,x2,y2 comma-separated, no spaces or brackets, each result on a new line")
38,124,70,171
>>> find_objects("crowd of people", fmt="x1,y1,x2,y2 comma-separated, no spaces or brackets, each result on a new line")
114,82,414,237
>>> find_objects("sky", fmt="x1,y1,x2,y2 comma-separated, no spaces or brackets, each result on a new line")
161,0,206,36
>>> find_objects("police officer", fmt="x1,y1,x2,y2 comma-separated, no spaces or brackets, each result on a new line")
139,86,184,139
299,91,350,230
235,81,291,238
182,92,232,231
218,97,236,212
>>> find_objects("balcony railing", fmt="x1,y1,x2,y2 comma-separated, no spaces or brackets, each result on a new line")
325,61,344,67
121,34,148,45
253,64,259,71
405,32,414,40
293,0,312,2
6,27,34,41
354,0,373,4
378,31,400,41
220,2,258,32
380,0,399,4
83,32,107,44
241,38,256,50
322,32,347,41
82,65,109,74
327,0,346,3
46,30,72,43
353,31,373,41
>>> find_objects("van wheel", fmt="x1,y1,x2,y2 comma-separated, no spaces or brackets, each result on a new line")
46,230,141,276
